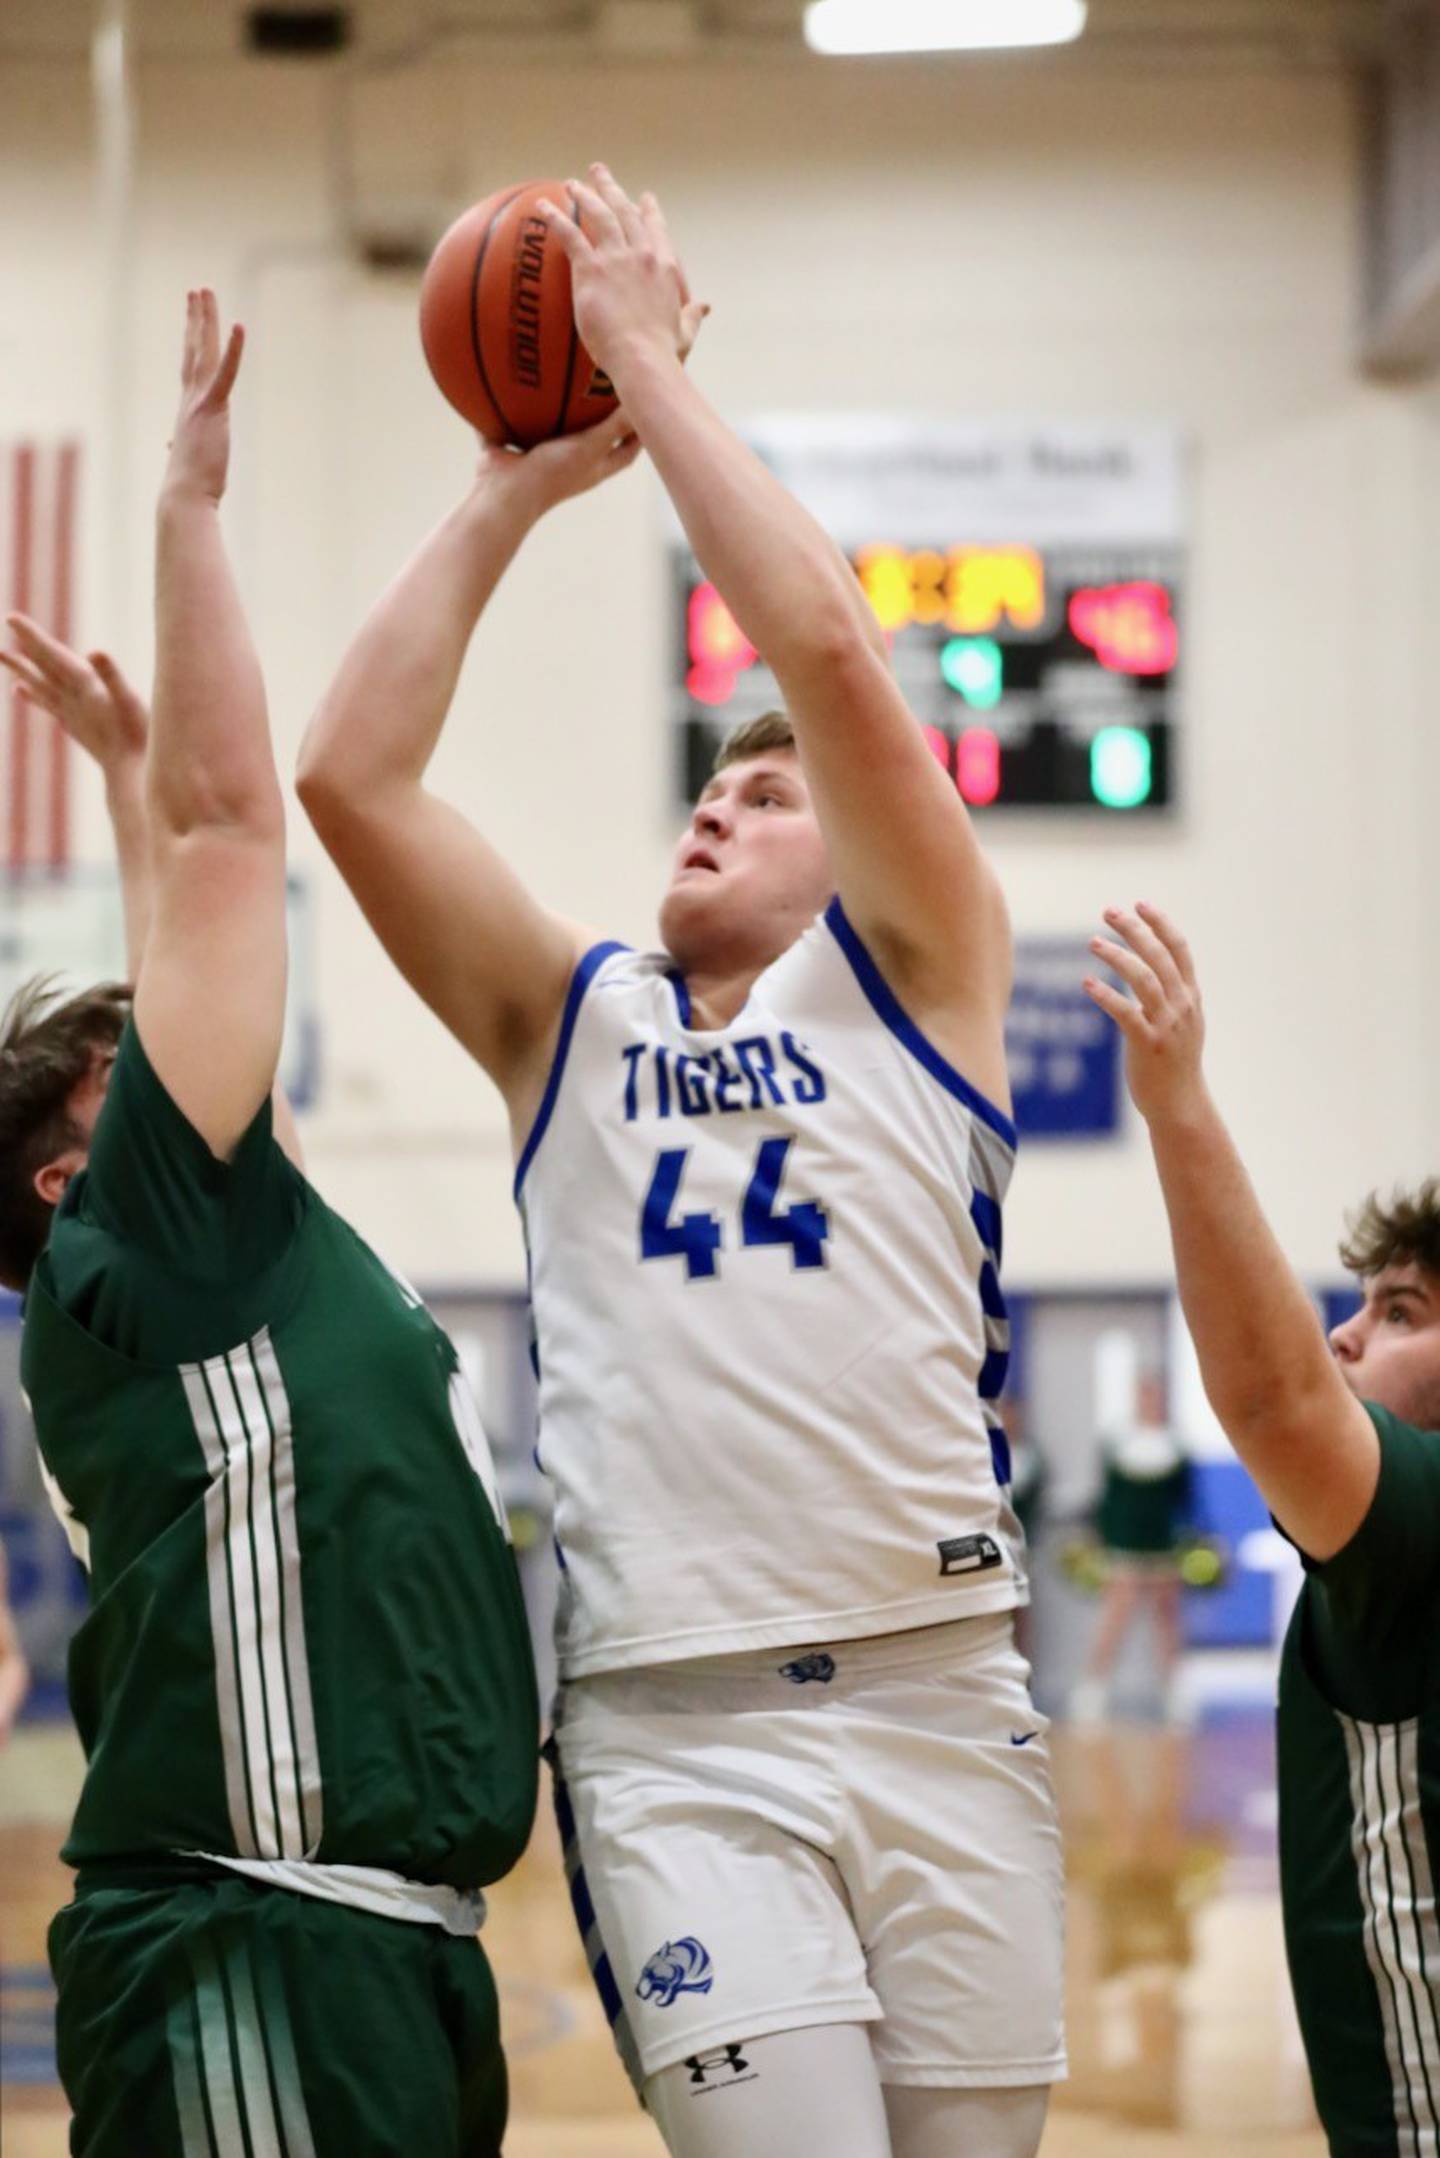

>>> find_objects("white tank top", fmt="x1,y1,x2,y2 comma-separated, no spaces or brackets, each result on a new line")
517,898,1024,1680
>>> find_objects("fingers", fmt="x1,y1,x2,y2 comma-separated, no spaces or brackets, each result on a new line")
0,649,54,710
1089,933,1164,1022
677,296,711,363
1082,973,1148,1037
1135,898,1197,989
6,611,85,682
566,175,625,251
89,651,148,725
588,161,645,245
639,190,673,264
181,288,200,384
207,321,245,407
1101,902,1184,1003
536,197,587,262
194,286,220,381
180,288,241,402
4,616,91,721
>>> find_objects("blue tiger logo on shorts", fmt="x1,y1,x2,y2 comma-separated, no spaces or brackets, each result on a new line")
636,1936,715,2008
780,1652,836,1684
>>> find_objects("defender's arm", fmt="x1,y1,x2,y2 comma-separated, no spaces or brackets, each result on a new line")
134,290,288,1164
1,617,305,1171
1087,903,1378,1560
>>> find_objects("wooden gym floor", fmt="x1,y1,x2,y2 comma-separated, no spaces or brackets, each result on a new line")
1,1712,1322,2156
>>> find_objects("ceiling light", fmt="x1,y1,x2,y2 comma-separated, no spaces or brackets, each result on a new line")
804,0,1087,56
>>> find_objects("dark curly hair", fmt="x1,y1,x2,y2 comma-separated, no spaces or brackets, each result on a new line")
1338,1181,1440,1284
0,975,130,1289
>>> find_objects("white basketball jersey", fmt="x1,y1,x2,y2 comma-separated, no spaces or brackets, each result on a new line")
518,898,1025,1681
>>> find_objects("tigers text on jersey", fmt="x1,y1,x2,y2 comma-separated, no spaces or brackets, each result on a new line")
517,897,1025,1681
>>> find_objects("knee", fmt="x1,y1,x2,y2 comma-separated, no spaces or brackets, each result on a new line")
884,2080,1051,2158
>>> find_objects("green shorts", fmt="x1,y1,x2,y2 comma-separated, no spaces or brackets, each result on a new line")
49,1865,507,2158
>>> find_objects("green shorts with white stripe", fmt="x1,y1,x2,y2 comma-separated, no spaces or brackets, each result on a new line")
49,1863,507,2157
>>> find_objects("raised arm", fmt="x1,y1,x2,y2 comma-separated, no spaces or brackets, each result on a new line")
542,167,1011,1096
134,289,288,1162
2,621,151,978
296,427,638,1114
0,614,303,1168
1086,902,1378,1560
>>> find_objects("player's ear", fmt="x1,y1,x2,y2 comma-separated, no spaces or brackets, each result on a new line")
33,1147,84,1210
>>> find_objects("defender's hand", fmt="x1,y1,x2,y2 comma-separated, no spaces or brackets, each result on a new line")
1,614,149,775
1084,902,1208,1126
163,288,244,505
537,165,704,382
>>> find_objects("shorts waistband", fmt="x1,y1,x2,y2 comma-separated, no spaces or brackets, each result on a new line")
191,1854,486,1936
563,1611,1017,1713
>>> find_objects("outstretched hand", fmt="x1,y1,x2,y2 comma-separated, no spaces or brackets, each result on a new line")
0,613,148,776
538,164,707,383
479,411,642,518
164,288,245,504
1083,902,1207,1125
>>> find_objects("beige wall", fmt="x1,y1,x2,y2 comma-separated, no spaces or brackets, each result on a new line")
3,41,1432,1287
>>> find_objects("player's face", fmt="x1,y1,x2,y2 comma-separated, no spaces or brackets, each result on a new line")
659,752,833,970
1329,1263,1440,1433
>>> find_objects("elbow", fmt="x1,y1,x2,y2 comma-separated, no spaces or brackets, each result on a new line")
294,720,364,833
1207,1361,1342,1458
776,596,878,687
294,749,338,826
149,764,285,846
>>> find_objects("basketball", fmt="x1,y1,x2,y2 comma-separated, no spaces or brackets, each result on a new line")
419,181,619,449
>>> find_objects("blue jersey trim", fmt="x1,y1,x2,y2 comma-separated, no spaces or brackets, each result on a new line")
666,967,693,1027
513,940,629,1200
823,898,1019,1150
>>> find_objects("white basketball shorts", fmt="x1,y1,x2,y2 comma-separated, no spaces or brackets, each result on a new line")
548,1611,1067,2092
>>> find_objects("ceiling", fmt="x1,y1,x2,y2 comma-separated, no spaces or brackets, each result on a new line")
0,0,1392,69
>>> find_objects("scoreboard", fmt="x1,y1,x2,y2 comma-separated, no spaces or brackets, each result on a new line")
668,419,1185,816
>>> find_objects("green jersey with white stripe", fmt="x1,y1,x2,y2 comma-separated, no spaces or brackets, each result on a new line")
1279,1402,1440,2157
22,1022,538,1889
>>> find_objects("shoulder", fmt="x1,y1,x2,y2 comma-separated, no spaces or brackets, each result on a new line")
1309,1403,1440,1622
811,899,1017,1148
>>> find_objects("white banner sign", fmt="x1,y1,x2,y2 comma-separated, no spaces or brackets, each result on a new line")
668,417,1186,549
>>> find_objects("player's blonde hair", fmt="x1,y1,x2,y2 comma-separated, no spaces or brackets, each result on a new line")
1339,1181,1440,1284
711,710,795,774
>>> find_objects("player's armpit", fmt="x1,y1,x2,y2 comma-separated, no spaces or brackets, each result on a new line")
133,825,288,1163
299,775,589,1103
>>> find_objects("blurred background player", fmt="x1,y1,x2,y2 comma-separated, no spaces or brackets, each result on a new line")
1070,1369,1193,1724
298,168,1063,2158
1087,899,1440,2153
0,293,538,2156
0,1537,30,1744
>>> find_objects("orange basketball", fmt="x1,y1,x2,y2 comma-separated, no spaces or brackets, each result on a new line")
419,181,618,449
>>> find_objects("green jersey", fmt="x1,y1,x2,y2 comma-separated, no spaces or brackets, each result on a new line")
1278,1402,1440,2156
22,1022,538,1890
1096,1428,1191,1556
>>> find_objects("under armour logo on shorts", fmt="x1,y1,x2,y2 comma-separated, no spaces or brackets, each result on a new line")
687,2044,750,2084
